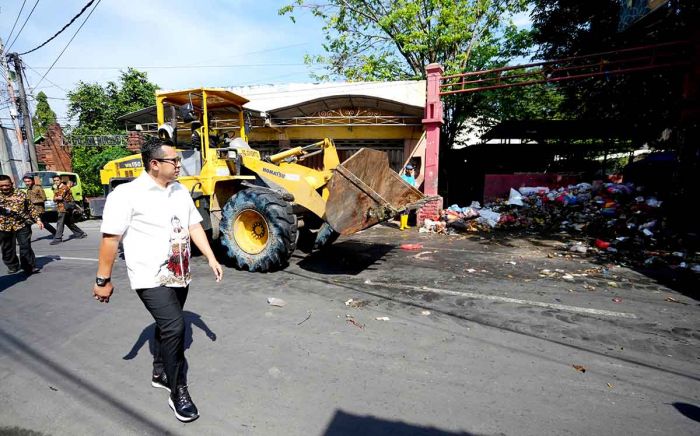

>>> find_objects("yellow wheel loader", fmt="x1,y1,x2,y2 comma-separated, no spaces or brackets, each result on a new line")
100,88,426,272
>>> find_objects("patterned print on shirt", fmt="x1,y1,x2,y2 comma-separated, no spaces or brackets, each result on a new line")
157,215,191,286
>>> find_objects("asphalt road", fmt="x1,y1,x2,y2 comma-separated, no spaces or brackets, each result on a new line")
0,220,698,436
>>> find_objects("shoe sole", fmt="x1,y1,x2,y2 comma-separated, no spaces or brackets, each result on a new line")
151,381,171,393
168,396,199,422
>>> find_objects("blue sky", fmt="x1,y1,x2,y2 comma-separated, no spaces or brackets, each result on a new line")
1,0,327,121
1,0,531,123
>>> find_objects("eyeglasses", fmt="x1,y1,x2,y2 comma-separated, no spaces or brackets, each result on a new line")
154,156,182,166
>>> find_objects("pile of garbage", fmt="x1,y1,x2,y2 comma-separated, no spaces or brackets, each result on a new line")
421,181,699,273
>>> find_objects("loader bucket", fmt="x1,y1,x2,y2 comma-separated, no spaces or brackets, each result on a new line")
324,148,425,235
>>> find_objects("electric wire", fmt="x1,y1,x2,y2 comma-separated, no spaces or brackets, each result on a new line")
4,0,27,45
18,0,96,56
33,0,101,91
7,0,41,51
22,61,69,93
29,63,308,70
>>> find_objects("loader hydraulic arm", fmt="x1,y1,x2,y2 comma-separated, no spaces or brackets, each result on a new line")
268,139,339,169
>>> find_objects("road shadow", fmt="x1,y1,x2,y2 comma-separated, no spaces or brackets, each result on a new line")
297,241,395,276
0,256,59,293
672,402,700,422
322,410,485,436
0,425,50,435
123,311,217,360
0,327,173,434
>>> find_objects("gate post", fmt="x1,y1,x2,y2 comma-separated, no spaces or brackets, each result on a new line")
419,63,445,224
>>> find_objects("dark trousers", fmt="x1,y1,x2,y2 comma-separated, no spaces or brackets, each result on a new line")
39,212,56,235
0,225,35,272
53,211,84,241
136,286,189,392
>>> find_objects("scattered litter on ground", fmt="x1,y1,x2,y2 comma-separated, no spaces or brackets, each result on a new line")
375,316,391,321
612,297,623,303
297,313,312,326
400,243,424,250
346,318,364,329
420,310,431,316
664,296,688,305
344,298,368,308
267,297,286,307
572,364,587,373
414,251,437,260
418,181,699,283
607,383,614,389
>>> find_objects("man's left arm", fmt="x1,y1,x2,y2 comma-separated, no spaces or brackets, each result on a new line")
23,193,43,229
189,223,223,282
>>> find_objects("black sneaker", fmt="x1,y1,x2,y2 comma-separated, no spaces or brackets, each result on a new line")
76,233,88,239
7,266,19,274
151,372,170,393
168,385,199,422
49,239,62,245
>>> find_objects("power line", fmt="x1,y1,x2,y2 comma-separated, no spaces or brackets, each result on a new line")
7,0,41,51
33,0,102,91
22,61,69,93
28,63,308,70
19,0,96,56
4,0,27,44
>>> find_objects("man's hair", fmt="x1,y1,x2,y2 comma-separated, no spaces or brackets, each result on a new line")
23,176,32,181
141,137,171,171
0,174,12,183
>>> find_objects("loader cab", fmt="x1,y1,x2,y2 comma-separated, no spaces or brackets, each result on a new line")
155,88,252,179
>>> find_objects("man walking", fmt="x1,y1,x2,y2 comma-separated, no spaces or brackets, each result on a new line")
0,175,45,274
23,175,56,237
50,175,86,245
92,138,223,422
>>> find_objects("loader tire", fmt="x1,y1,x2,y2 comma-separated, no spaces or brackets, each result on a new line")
220,189,297,272
313,222,339,250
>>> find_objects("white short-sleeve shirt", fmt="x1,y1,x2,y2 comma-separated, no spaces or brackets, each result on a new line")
101,172,203,290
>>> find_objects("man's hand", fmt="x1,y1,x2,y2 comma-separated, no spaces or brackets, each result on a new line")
209,258,223,282
36,219,44,230
93,282,114,303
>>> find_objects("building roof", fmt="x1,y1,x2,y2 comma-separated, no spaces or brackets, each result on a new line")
118,80,426,126
231,80,426,114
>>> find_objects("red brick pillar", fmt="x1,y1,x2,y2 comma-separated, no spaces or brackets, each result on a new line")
419,63,444,226
127,132,144,152
417,197,443,226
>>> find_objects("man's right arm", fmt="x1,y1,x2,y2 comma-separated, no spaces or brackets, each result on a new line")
93,234,120,303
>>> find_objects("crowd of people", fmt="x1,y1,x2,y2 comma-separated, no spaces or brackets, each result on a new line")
0,173,86,275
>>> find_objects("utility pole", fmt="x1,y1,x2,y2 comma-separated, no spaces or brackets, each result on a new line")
9,53,38,171
0,37,29,175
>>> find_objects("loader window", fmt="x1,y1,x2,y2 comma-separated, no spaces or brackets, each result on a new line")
179,149,201,176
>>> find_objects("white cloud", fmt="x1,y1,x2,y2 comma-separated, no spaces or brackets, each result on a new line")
1,0,326,120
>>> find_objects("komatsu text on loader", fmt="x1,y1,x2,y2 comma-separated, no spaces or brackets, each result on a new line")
100,88,426,272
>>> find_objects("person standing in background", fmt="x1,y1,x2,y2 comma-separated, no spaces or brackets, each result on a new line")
23,176,56,237
50,176,86,245
0,175,45,274
399,164,417,230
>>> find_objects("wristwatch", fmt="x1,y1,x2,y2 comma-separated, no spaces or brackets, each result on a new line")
95,276,111,287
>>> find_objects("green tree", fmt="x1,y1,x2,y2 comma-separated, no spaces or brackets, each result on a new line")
66,68,159,196
280,1,546,144
67,68,158,135
530,0,699,139
31,91,57,138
